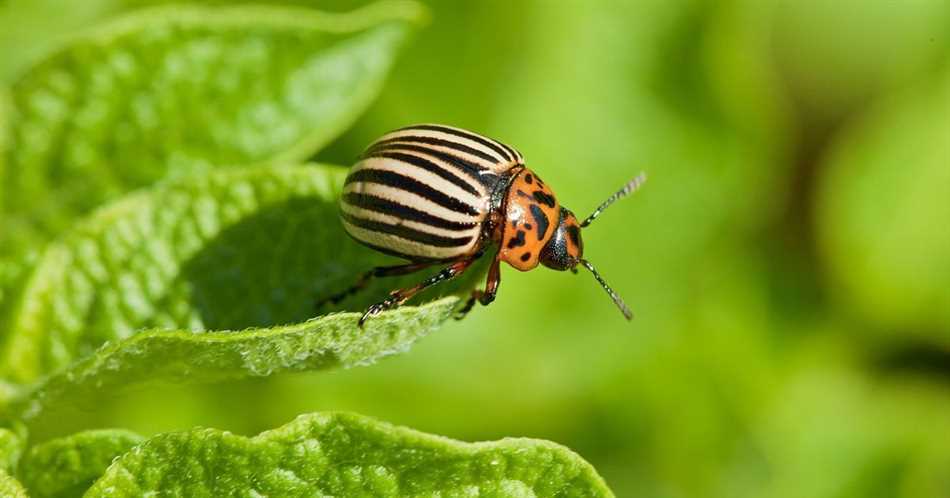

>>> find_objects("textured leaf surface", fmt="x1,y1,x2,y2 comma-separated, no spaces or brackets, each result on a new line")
15,298,459,423
20,429,142,498
0,426,24,474
816,73,950,336
0,470,27,498
86,412,613,497
1,165,333,382
0,0,422,257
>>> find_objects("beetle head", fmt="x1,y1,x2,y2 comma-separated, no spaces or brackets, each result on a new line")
539,208,583,271
539,173,647,321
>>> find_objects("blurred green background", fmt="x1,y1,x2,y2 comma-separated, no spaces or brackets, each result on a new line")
3,0,950,496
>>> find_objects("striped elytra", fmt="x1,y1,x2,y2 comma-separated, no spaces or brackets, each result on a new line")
330,123,646,326
341,124,521,261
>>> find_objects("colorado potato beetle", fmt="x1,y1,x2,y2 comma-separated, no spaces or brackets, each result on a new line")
325,124,646,326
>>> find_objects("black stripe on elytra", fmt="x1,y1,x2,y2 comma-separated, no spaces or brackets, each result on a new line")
342,211,473,248
362,150,482,196
506,230,527,249
398,125,514,162
365,143,496,188
373,135,499,165
345,169,479,216
529,204,550,240
532,190,556,208
345,237,447,262
344,193,477,232
498,141,520,163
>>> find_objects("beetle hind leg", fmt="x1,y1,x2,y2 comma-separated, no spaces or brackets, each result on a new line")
359,258,476,327
315,261,435,310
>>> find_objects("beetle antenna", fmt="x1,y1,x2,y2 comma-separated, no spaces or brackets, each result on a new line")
581,172,647,228
579,259,633,320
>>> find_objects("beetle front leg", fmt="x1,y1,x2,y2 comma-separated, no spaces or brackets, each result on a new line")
360,258,475,327
455,257,501,320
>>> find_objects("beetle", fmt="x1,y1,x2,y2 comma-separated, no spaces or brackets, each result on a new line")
322,124,646,326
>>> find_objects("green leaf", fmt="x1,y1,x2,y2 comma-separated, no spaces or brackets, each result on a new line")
20,429,143,498
15,298,460,423
0,425,26,498
85,412,613,497
0,164,333,382
0,426,25,474
0,1,358,82
0,470,28,498
816,72,950,337
0,163,478,417
0,253,37,356
0,0,423,258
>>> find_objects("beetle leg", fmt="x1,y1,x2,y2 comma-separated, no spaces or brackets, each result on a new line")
455,256,501,320
360,258,475,327
315,261,436,310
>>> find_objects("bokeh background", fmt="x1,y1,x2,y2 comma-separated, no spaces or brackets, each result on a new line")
3,0,950,496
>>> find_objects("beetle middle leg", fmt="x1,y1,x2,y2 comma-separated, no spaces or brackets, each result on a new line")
360,258,476,327
315,261,436,310
455,256,501,319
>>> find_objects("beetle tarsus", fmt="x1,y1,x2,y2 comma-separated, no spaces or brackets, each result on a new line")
455,258,501,320
358,298,398,328
454,294,479,320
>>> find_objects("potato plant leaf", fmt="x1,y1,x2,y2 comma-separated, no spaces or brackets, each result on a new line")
85,412,614,497
1,164,478,420
0,425,26,498
14,298,460,424
0,164,476,388
0,426,24,474
0,470,27,498
20,429,142,498
0,0,423,257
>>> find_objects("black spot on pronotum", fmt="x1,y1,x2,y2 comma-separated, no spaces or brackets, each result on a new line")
506,230,527,249
511,219,518,228
525,174,533,184
532,190,556,208
567,225,581,247
520,252,531,262
529,204,549,240
524,223,532,230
